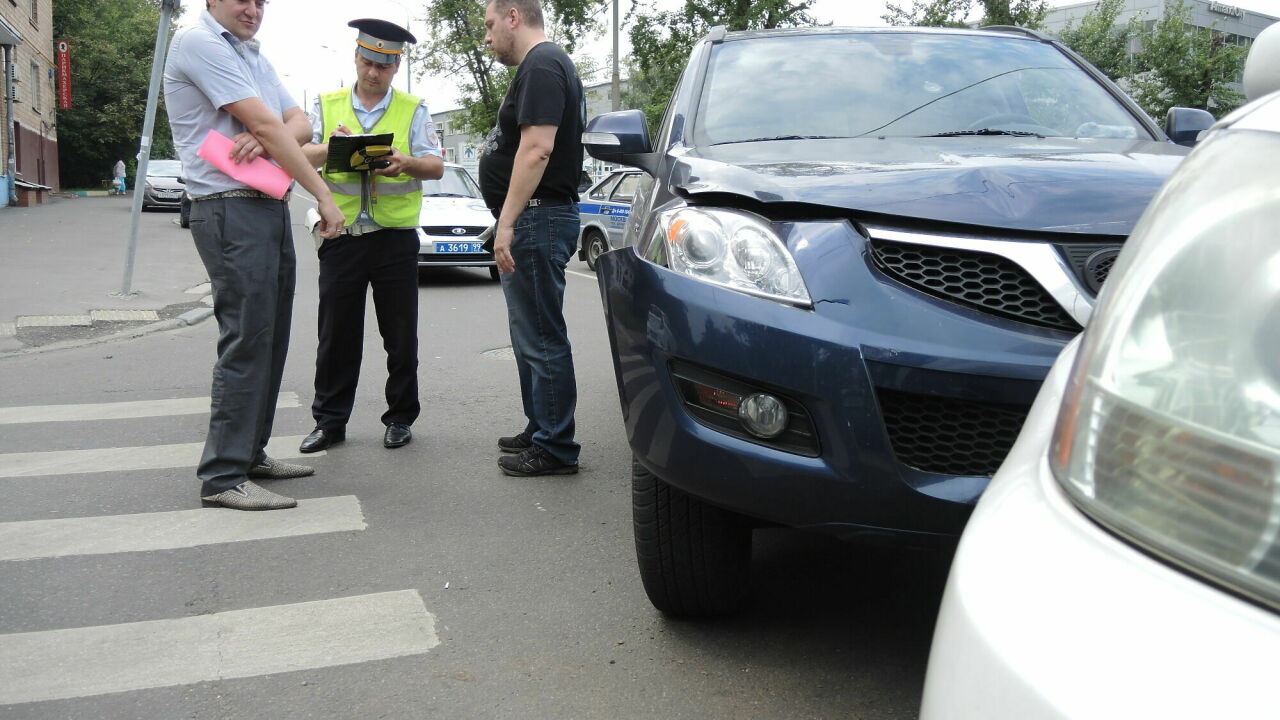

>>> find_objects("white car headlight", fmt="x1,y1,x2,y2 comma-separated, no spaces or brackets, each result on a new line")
1050,127,1280,610
656,207,811,306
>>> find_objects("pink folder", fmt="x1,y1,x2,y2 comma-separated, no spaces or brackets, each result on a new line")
196,129,293,199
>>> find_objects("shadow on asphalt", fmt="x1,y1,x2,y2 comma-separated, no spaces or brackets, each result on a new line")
655,527,955,706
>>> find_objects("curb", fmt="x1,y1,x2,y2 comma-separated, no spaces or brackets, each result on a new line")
0,304,216,359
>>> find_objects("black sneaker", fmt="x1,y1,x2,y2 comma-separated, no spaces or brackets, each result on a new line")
497,430,533,453
498,445,578,477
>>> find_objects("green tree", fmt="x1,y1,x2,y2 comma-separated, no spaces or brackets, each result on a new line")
881,0,1046,29
626,0,818,132
415,0,600,137
1128,1,1247,120
1056,0,1137,81
54,0,177,189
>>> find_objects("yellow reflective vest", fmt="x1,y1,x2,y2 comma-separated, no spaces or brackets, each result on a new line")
319,89,423,229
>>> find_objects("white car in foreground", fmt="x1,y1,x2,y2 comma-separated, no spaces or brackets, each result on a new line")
308,162,497,281
920,34,1280,720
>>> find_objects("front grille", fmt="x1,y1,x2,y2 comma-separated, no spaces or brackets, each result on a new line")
871,239,1080,332
421,226,487,237
419,253,491,262
1056,243,1123,296
877,389,1030,476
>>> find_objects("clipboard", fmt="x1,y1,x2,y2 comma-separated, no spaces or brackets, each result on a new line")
325,132,394,172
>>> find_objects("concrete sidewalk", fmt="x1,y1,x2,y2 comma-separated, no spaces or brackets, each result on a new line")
0,196,213,355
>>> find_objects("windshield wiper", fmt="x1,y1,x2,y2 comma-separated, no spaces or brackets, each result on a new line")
925,128,1043,138
425,192,470,197
711,135,848,146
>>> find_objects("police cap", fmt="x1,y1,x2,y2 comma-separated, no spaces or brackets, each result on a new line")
348,18,416,65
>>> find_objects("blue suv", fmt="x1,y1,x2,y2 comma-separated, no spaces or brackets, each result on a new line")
584,25,1215,617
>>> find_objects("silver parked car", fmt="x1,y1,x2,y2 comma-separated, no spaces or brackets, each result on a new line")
141,159,185,210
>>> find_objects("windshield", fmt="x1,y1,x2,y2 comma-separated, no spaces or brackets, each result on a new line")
148,160,183,178
694,32,1150,145
422,166,482,198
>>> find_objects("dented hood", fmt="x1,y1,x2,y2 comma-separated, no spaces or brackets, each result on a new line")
672,137,1189,235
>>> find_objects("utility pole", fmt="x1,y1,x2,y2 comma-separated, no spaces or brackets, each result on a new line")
119,0,180,296
611,0,620,111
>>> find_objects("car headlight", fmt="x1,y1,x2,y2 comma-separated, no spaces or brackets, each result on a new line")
1050,127,1280,610
653,207,810,306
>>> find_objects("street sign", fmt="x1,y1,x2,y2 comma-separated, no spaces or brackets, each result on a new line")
56,41,71,110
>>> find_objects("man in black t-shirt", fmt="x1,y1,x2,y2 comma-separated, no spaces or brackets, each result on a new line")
479,0,585,477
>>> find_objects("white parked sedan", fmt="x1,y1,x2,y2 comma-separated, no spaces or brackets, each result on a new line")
920,34,1280,720
307,162,497,280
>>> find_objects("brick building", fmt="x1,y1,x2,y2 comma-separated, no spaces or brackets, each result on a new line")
1,0,59,207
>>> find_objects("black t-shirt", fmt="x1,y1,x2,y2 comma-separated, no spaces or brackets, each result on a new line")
478,42,585,213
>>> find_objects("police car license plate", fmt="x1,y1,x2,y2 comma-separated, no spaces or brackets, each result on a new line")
434,241,484,254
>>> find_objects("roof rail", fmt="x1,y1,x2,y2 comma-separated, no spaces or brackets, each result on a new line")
979,25,1052,41
707,25,728,43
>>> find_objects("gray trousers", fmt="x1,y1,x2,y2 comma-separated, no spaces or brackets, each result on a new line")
189,197,295,496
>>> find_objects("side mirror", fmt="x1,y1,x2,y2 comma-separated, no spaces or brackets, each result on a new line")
582,110,658,175
1166,107,1216,147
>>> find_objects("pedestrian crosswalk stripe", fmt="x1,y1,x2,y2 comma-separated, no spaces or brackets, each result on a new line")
0,393,302,425
0,435,321,479
0,495,364,562
0,590,441,705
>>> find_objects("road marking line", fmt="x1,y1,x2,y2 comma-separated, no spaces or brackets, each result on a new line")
0,590,440,705
89,309,160,322
567,269,596,280
0,495,364,562
16,315,92,328
184,282,211,294
0,393,301,425
0,435,321,478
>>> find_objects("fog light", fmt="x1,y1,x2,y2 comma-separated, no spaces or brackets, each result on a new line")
738,393,787,438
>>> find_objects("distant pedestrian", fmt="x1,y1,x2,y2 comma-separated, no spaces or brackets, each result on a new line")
112,159,127,194
164,0,344,511
479,0,585,476
297,18,444,456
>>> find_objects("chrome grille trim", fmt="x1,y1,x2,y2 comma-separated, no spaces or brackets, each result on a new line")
862,225,1095,328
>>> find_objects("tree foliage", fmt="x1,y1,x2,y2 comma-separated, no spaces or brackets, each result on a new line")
1056,0,1135,81
881,0,1047,29
1127,0,1246,120
626,0,818,132
414,0,600,137
54,0,177,188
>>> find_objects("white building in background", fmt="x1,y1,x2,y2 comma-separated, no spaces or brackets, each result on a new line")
432,78,631,182
1043,0,1278,71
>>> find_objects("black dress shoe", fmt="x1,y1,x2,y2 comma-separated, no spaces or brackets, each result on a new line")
384,423,412,448
299,427,344,453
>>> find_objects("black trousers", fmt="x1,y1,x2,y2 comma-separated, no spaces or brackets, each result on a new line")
189,197,295,496
312,228,420,430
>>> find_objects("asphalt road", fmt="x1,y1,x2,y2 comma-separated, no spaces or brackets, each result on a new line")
0,198,950,719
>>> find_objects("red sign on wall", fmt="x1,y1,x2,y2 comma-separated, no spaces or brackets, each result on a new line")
57,40,71,110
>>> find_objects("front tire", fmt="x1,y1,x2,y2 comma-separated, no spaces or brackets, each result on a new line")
632,456,752,617
584,229,608,272
489,266,501,281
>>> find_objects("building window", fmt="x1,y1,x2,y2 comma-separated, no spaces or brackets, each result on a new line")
30,60,41,112
30,0,37,25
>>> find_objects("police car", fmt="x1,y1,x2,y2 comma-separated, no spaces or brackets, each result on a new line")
576,169,641,271
413,163,498,281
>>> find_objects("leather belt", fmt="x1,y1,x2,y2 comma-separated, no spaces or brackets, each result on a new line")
525,198,574,208
191,188,291,202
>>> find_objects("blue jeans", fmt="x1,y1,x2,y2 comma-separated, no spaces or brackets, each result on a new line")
500,204,580,465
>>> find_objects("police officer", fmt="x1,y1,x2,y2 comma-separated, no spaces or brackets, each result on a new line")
299,18,444,453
